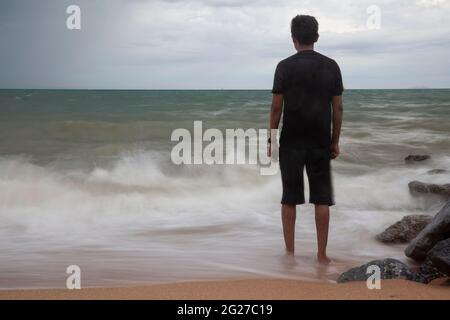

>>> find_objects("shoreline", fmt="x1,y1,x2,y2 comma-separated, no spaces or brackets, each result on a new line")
1,278,449,300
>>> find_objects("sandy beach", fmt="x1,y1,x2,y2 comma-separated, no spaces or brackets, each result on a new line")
1,278,449,300
2,0,450,306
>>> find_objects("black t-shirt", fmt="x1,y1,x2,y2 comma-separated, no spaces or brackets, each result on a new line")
272,50,343,149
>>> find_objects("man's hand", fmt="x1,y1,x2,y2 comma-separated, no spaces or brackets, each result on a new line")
331,95,343,160
331,143,340,160
268,140,279,160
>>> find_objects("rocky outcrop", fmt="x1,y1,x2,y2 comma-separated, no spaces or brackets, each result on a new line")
405,155,430,164
338,202,450,284
337,258,426,283
427,238,450,276
405,200,450,260
339,183,450,285
376,215,432,244
408,181,450,199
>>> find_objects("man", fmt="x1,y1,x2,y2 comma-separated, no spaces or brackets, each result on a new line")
269,15,344,264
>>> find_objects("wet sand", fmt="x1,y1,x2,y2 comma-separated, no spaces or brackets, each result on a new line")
1,278,449,300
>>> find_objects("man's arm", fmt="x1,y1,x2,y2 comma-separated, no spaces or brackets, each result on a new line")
269,94,283,157
270,94,283,130
331,95,343,159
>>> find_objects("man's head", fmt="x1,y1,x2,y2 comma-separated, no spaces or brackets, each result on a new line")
291,15,319,46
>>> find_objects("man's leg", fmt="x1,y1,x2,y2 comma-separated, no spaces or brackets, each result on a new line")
315,204,330,264
281,204,296,254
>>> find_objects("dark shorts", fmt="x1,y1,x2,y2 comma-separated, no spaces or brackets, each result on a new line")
279,147,334,206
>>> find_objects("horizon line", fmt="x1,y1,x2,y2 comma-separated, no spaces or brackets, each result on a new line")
1,87,450,91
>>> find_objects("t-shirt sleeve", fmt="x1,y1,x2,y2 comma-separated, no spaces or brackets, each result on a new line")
331,62,344,96
271,62,285,94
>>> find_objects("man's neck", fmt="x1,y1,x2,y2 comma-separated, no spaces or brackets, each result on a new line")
296,44,314,52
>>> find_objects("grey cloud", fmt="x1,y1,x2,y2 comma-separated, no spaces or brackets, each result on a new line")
0,0,449,89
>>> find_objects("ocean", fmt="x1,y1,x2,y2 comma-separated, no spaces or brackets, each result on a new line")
0,89,449,289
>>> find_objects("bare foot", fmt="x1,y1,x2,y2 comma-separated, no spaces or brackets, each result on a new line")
317,253,331,265
280,252,297,267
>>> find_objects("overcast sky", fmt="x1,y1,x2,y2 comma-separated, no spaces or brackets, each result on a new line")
1,0,450,89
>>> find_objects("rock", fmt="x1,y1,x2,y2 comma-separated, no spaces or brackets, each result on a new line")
408,181,450,198
427,238,450,276
337,258,426,283
415,240,450,283
376,215,432,244
405,200,450,260
427,169,447,175
417,257,446,283
405,155,430,164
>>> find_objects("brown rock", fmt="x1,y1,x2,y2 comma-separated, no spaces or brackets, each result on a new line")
405,155,430,164
376,215,432,244
427,169,447,175
405,200,450,260
408,181,450,199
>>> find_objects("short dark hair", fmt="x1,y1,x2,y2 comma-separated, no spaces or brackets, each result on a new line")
291,15,319,45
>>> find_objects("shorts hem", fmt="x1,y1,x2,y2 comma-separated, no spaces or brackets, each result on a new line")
309,198,335,207
281,199,305,205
